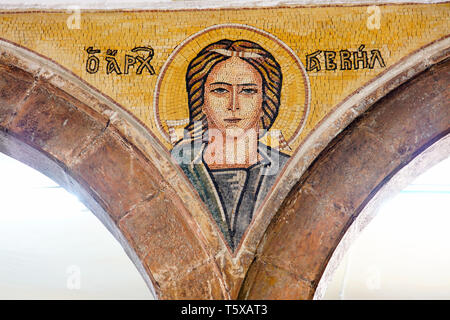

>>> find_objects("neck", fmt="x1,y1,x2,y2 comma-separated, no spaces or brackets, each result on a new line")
203,129,261,169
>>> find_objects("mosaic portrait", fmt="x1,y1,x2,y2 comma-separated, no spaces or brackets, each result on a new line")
154,25,310,252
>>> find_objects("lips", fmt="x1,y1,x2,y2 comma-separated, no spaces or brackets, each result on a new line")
224,117,242,123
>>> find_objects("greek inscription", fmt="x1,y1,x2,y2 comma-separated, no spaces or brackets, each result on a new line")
306,45,386,72
84,46,156,75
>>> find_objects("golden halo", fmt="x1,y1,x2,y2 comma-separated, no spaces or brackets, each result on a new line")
153,24,310,152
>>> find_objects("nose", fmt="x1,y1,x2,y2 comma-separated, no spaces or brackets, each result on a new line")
227,86,239,112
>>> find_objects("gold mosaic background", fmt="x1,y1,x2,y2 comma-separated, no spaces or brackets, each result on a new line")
0,3,448,153
155,24,309,149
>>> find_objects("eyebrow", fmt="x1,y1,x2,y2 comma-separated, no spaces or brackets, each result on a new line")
238,83,258,87
210,82,258,86
210,82,231,86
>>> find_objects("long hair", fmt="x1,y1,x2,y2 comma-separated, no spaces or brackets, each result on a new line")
181,39,283,144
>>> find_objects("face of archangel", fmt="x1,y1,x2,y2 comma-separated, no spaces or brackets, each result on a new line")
202,56,264,139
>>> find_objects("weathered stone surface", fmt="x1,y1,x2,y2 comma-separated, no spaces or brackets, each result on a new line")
361,62,450,157
158,262,227,300
239,259,314,300
7,84,107,165
119,190,209,285
71,127,163,221
0,64,34,127
214,248,256,299
258,126,409,281
257,189,351,282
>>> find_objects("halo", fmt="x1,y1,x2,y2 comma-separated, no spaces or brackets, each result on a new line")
153,24,310,150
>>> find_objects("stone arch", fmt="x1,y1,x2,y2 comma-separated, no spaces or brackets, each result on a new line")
1,35,449,300
313,132,450,300
0,39,230,300
239,57,450,299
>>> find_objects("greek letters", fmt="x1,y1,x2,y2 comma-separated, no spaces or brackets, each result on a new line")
368,49,386,68
324,50,337,71
353,45,368,69
305,50,322,72
340,50,352,70
85,47,100,74
306,45,385,72
124,55,136,74
105,49,122,75
84,46,156,75
132,46,156,75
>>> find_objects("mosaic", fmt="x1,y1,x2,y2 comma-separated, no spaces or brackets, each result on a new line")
0,3,448,251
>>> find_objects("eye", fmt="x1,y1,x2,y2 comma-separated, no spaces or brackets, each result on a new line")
211,87,229,94
240,88,258,94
